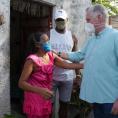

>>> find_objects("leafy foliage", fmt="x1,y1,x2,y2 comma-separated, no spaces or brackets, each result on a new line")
4,113,25,118
92,0,118,16
4,114,15,118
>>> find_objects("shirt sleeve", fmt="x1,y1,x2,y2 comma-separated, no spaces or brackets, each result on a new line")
67,39,90,62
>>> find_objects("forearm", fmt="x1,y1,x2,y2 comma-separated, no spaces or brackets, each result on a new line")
63,63,83,69
58,51,84,62
55,60,83,69
18,81,42,94
19,81,53,99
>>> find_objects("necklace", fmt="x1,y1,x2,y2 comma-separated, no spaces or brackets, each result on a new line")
36,53,50,64
40,54,50,64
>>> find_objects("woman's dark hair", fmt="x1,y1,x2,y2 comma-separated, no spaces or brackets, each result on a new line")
34,33,42,42
26,32,42,56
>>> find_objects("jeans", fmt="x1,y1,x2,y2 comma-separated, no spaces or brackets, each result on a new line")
93,103,118,118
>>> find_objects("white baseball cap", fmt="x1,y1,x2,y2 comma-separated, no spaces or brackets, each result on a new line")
54,9,68,20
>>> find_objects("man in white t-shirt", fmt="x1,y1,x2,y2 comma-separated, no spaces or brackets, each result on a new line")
50,9,80,118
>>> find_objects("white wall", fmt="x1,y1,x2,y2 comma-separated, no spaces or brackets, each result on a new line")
0,0,10,117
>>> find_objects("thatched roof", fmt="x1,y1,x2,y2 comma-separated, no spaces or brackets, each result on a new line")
11,0,54,17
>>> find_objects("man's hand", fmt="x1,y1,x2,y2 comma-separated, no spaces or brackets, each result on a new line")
111,99,118,115
72,75,82,93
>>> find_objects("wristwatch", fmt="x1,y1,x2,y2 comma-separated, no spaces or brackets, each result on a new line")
58,52,61,57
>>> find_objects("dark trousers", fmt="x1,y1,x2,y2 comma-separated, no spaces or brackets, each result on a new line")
93,103,118,118
59,100,69,118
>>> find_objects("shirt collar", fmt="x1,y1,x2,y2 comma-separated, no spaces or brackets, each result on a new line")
95,26,111,37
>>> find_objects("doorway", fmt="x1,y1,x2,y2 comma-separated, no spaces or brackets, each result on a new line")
10,0,54,114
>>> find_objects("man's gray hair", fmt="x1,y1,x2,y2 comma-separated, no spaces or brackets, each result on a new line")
87,4,108,20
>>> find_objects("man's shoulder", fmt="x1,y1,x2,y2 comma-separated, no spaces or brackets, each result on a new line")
50,28,57,34
112,28,118,33
109,27,118,37
50,28,55,31
108,26,118,33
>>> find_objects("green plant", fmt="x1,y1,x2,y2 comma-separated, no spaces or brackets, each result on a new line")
92,0,118,16
4,114,15,118
4,113,25,118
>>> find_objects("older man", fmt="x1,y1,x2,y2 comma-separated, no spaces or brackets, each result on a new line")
59,4,118,118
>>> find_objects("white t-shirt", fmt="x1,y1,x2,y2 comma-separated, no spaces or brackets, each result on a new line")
50,29,76,81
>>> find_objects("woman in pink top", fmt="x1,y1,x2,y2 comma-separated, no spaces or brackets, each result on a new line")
18,33,83,118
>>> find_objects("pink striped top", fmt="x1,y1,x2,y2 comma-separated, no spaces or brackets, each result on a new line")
23,52,54,116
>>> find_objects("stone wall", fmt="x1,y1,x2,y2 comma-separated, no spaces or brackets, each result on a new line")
44,0,91,48
0,0,10,117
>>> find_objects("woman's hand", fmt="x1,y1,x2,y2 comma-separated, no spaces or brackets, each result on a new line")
39,88,54,100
